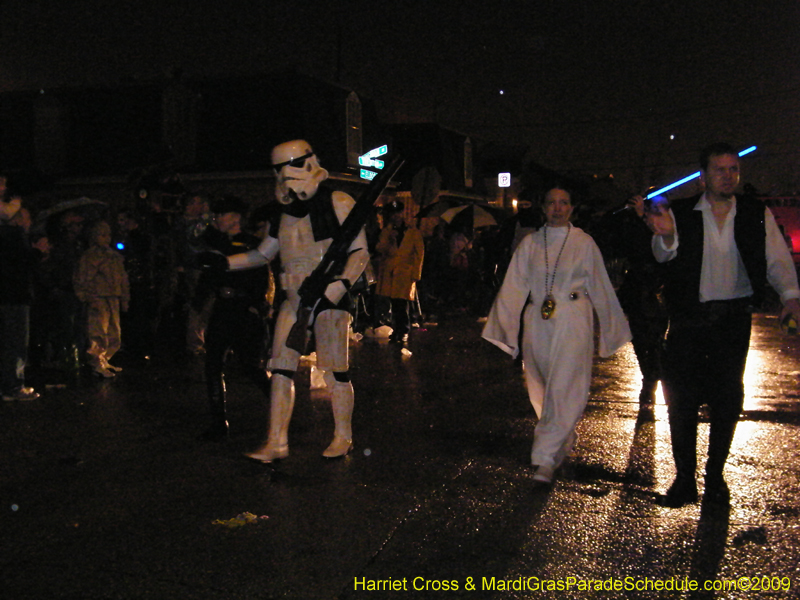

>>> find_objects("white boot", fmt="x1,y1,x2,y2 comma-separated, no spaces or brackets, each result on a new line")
323,381,354,458
245,373,295,463
533,465,554,484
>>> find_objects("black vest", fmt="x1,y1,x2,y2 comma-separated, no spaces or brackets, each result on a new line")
663,194,767,315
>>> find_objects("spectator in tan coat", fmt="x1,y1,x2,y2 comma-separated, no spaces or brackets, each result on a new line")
74,220,130,378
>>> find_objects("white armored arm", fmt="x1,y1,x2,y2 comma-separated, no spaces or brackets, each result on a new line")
227,235,280,270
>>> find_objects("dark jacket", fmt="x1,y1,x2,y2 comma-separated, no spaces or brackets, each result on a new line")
0,223,36,305
194,227,270,309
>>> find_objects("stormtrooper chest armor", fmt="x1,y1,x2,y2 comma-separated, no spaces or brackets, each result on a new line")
278,213,333,279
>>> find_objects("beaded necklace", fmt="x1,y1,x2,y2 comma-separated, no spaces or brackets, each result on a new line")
541,223,571,320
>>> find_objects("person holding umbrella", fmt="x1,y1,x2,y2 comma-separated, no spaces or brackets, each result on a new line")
482,183,631,485
439,203,501,315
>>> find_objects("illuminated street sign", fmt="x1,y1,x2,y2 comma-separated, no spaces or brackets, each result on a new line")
358,156,385,169
498,172,511,188
359,145,389,180
364,145,388,158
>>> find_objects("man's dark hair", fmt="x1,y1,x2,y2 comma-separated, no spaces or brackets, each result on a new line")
700,142,738,171
211,195,248,217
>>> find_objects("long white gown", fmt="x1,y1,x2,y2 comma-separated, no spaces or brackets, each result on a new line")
482,224,631,469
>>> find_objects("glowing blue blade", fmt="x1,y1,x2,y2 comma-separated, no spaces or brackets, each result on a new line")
738,145,757,157
646,146,757,199
647,172,700,199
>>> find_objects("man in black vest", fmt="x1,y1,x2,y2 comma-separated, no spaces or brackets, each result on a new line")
647,142,800,508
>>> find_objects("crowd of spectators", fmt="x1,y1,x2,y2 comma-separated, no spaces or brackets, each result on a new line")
8,172,798,406
2,177,512,399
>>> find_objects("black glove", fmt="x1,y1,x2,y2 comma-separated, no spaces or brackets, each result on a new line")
196,251,229,272
297,270,332,308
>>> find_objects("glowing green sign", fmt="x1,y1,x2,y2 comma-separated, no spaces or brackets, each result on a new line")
359,145,389,180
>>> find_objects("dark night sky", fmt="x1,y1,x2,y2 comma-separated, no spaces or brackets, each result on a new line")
2,0,799,194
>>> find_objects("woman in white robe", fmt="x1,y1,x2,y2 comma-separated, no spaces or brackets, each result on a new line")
482,186,631,484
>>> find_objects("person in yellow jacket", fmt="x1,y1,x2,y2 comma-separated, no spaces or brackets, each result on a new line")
374,201,424,345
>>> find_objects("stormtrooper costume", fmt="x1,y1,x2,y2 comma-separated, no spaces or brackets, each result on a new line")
227,140,369,462
482,224,631,475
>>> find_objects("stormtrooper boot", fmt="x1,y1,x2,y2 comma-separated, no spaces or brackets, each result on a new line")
245,373,294,463
323,380,354,458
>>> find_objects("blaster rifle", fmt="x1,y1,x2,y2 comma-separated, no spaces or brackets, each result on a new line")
285,156,405,354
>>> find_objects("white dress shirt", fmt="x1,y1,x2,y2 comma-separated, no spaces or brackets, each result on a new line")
652,194,800,303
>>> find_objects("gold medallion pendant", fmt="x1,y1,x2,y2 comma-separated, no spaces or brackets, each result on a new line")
541,295,556,320
542,224,570,321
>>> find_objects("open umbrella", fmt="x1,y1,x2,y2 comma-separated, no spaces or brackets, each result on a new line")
415,199,462,219
440,204,500,231
35,197,108,224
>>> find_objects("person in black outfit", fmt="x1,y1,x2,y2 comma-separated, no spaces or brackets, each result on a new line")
1,191,40,401
648,142,800,508
116,209,157,364
615,194,668,404
195,196,272,441
492,196,541,283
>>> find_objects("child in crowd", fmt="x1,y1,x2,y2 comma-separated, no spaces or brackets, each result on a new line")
74,220,130,378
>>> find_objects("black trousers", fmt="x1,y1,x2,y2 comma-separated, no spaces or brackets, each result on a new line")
662,304,752,483
373,295,410,337
620,284,668,389
204,299,270,410
390,298,411,337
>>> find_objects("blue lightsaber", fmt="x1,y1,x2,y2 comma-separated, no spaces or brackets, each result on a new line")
646,145,757,199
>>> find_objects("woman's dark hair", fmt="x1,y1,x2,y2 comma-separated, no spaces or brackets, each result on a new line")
540,179,576,205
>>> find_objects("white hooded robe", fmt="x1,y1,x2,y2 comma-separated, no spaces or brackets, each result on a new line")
482,225,631,468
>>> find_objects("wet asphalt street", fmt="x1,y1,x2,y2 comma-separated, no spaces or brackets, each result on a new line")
2,313,799,599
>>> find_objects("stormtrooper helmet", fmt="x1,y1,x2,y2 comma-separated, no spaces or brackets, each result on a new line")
271,140,329,204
